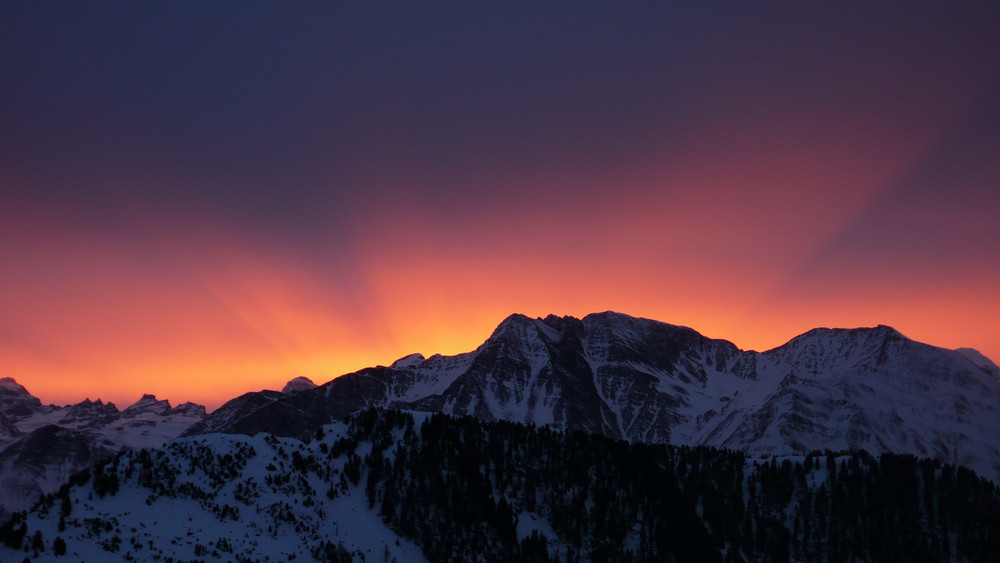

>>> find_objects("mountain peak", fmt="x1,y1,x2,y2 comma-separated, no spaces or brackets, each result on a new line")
0,377,31,395
0,377,44,418
496,312,535,327
390,353,425,369
57,397,121,428
489,313,542,339
487,313,576,347
789,324,908,345
170,401,208,417
122,394,172,418
582,310,636,322
282,376,318,394
956,347,1000,379
872,324,906,338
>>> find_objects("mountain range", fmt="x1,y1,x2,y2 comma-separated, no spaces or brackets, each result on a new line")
0,378,208,521
185,312,1000,483
1,311,999,561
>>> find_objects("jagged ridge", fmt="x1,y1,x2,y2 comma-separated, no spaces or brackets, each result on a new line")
0,384,208,520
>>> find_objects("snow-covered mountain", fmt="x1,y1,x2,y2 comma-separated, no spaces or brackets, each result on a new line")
699,326,1000,472
0,381,208,520
0,378,44,419
187,312,1000,483
282,376,318,394
957,347,1000,379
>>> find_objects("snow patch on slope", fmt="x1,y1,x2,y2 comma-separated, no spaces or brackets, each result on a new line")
2,423,428,561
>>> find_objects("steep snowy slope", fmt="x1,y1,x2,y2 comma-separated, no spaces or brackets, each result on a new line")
577,312,752,444
2,418,429,562
409,314,615,433
699,326,1000,482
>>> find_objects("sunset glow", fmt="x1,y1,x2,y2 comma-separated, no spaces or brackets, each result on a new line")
2,3,998,410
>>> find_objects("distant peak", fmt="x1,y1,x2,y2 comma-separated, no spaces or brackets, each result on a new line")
956,347,994,363
390,353,425,369
581,311,674,327
583,310,632,320
873,324,906,337
496,312,584,331
497,313,533,326
862,324,908,342
956,347,1000,378
170,401,207,417
541,313,580,323
780,325,911,354
0,377,31,395
799,325,906,339
489,313,538,337
122,394,172,417
282,376,318,394
0,378,43,417
70,397,116,410
489,313,577,344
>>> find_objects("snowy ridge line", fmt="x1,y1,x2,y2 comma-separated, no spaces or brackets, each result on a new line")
182,312,1000,485
0,381,219,521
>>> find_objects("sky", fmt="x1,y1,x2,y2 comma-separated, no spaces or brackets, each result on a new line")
2,2,999,410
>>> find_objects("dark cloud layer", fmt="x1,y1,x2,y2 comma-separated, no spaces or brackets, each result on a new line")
6,3,993,233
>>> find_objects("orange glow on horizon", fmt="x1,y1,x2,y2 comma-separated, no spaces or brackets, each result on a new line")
5,174,998,412
3,94,998,412
3,3,999,419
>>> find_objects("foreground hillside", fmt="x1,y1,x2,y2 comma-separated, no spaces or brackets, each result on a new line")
2,409,998,562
